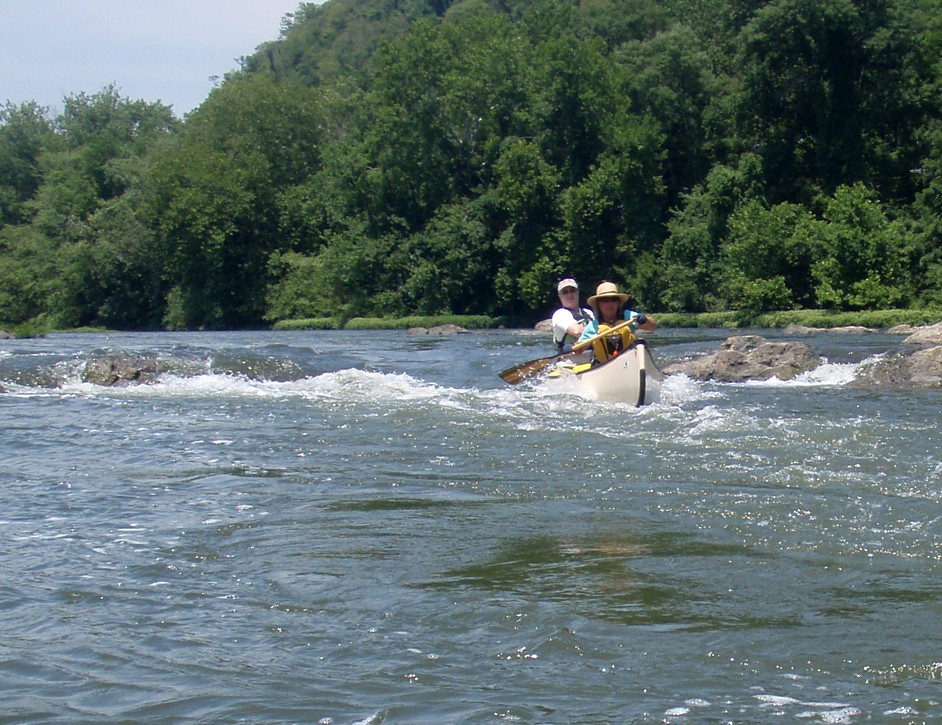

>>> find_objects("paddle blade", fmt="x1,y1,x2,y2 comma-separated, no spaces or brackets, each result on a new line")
498,355,559,384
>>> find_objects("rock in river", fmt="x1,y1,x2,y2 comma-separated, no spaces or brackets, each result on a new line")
664,335,822,382
82,354,166,386
408,324,469,335
903,321,942,345
851,345,942,389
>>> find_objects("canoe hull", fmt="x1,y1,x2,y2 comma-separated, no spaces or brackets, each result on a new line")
556,340,663,405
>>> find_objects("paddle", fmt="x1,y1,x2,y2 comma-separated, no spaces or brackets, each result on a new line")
498,352,569,384
498,320,633,384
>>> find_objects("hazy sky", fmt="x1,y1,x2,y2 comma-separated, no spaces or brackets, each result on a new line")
1,1,307,117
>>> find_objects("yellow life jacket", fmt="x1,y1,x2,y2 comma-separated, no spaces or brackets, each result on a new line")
592,323,636,364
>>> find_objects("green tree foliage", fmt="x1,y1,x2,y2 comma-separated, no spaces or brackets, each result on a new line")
659,154,766,311
143,76,324,328
810,183,910,310
0,101,56,226
910,125,942,306
614,24,727,207
0,88,176,328
737,0,932,204
399,199,497,314
721,199,815,312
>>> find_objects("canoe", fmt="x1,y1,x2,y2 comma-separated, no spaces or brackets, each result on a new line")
549,339,663,405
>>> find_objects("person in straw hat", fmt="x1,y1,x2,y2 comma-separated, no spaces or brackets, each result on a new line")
578,281,656,364
551,277,594,353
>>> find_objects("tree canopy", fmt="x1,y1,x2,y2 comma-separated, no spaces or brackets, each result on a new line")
2,0,942,330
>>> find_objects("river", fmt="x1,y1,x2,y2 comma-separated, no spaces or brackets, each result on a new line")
1,328,940,724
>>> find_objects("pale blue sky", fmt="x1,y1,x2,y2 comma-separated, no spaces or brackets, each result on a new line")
1,1,307,117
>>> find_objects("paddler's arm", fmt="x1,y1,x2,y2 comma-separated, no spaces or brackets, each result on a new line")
578,319,600,342
626,310,657,332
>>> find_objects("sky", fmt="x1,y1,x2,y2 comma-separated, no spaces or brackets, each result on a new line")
1,1,307,118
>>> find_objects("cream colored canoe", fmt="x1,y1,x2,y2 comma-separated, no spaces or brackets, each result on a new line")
550,340,663,405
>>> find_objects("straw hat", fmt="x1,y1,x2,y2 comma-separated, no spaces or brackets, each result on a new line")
587,281,629,307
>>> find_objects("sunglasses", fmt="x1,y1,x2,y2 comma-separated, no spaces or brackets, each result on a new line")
599,297,620,303
560,288,578,294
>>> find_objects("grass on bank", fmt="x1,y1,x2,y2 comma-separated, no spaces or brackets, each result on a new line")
272,309,942,331
654,308,942,329
5,310,939,336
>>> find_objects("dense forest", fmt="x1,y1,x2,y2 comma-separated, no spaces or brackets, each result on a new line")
2,0,942,330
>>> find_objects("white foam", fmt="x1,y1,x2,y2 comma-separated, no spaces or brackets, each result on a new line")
53,368,455,404
743,356,880,388
659,372,717,404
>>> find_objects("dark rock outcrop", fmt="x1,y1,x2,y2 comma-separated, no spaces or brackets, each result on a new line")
82,354,167,386
851,345,942,388
664,335,822,382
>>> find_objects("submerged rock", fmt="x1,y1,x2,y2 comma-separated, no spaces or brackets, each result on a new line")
664,335,822,382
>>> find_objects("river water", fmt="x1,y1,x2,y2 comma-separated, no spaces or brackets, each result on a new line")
1,328,940,724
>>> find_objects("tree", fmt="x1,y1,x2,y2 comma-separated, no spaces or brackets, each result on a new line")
0,101,56,225
659,154,765,311
810,183,909,310
142,76,324,328
909,123,942,306
532,34,612,187
490,138,562,312
0,89,176,327
399,199,497,315
736,0,933,205
721,199,815,311
145,141,268,328
614,24,726,205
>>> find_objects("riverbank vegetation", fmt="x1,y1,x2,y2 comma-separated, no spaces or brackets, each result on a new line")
3,0,942,332
273,314,504,330
270,309,942,331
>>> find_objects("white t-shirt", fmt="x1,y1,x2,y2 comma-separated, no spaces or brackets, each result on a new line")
552,306,595,347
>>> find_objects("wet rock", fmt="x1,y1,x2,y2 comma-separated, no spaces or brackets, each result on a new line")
851,345,942,388
888,324,919,335
82,354,166,386
664,335,822,382
408,324,469,335
534,319,553,333
903,321,942,345
831,325,874,334
0,329,11,339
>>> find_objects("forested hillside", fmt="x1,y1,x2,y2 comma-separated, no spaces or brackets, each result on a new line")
2,0,942,330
